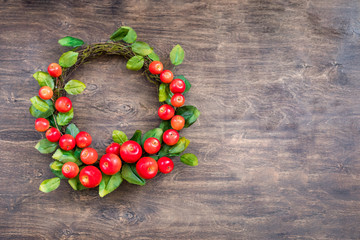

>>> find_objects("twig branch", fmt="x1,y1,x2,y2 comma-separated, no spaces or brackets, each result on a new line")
54,42,161,102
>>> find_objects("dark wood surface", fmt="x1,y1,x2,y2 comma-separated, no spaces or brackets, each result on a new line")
1,0,360,239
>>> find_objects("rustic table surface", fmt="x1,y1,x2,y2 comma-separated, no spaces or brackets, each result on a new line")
1,0,360,239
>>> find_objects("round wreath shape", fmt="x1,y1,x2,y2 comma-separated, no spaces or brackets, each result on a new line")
30,26,200,197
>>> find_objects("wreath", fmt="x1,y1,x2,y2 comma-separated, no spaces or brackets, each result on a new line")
30,26,200,197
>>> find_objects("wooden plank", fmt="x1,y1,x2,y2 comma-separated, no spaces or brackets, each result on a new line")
1,0,360,239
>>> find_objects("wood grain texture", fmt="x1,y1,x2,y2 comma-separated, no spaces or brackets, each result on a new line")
1,0,360,239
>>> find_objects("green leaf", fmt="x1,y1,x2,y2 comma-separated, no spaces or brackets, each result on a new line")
112,130,128,144
51,148,63,160
59,51,78,68
184,137,191,149
56,108,74,126
159,141,190,157
65,123,80,138
159,120,172,132
74,147,83,160
122,26,137,43
169,137,190,154
175,105,200,128
157,82,173,105
39,177,60,193
141,128,163,146
159,83,167,102
126,55,144,71
45,99,54,109
64,80,86,95
29,100,54,118
99,174,110,196
58,36,84,47
33,71,54,89
181,153,198,166
30,105,52,118
130,130,142,145
170,44,185,66
158,144,171,158
30,96,49,112
165,98,172,105
164,84,174,105
49,160,63,171
176,75,191,93
149,155,159,161
49,161,67,179
131,41,153,56
68,173,87,190
148,51,160,61
47,114,58,129
68,178,78,190
110,27,130,41
121,164,146,186
35,139,57,154
99,172,123,197
52,148,82,166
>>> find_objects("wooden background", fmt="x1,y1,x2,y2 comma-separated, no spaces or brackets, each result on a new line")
1,0,360,239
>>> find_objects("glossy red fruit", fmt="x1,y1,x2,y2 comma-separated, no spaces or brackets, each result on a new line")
158,157,174,174
62,162,79,179
79,166,102,188
35,118,50,132
171,115,185,131
148,61,163,75
106,142,121,156
80,148,98,165
144,137,161,154
47,63,62,78
45,127,61,142
158,104,175,120
163,129,180,146
38,86,53,100
160,70,174,83
100,153,122,175
55,97,72,113
59,134,76,151
75,131,92,148
169,79,186,94
120,140,142,163
136,157,158,179
171,93,185,107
